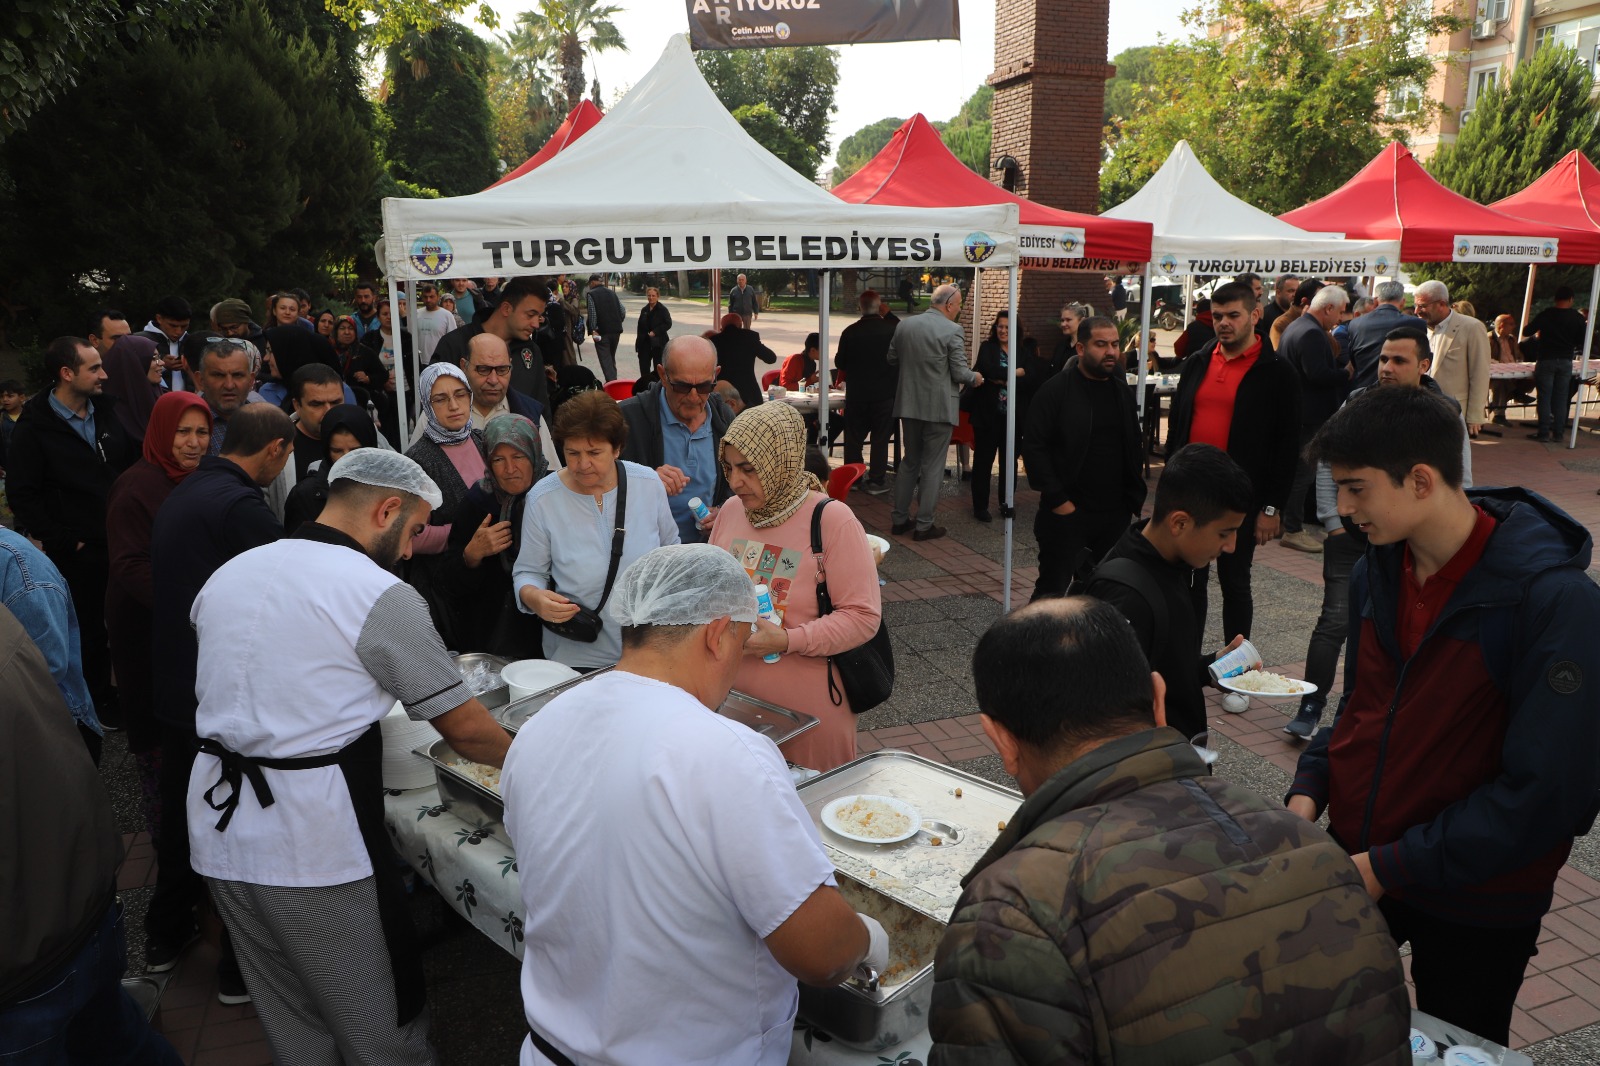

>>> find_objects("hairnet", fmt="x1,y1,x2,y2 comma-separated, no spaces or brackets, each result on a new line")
327,448,444,509
609,544,759,627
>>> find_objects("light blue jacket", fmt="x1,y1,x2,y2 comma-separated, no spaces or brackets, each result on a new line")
0,527,99,733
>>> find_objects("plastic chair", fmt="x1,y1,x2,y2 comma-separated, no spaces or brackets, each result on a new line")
827,463,866,501
761,369,781,389
603,379,636,401
948,411,975,478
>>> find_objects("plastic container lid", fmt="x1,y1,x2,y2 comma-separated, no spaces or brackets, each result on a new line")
1441,1047,1495,1066
1409,1028,1438,1062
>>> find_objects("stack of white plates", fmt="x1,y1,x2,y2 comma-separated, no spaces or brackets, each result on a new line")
381,701,442,790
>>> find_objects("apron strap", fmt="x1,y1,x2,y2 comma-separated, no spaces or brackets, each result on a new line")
197,739,343,832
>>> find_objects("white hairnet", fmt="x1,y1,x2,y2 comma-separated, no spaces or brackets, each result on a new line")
609,544,759,627
326,449,444,509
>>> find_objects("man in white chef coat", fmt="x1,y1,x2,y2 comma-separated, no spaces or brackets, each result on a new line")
186,449,512,1065
501,544,889,1066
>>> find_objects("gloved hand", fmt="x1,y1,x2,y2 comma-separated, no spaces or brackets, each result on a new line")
856,913,890,977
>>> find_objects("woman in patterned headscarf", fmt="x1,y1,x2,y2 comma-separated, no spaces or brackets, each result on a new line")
441,413,551,657
709,401,882,771
405,362,486,647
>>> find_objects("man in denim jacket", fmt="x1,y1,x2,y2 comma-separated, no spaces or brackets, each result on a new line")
0,526,99,758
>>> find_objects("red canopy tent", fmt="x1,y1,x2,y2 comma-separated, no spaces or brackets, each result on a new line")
1279,141,1600,264
486,100,603,189
832,114,1152,266
1492,150,1600,447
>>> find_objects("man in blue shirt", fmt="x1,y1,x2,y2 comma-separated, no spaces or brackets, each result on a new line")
619,337,734,543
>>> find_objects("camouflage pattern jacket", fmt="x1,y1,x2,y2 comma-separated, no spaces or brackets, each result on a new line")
929,728,1410,1066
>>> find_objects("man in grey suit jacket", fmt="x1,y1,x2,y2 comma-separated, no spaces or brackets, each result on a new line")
887,284,983,542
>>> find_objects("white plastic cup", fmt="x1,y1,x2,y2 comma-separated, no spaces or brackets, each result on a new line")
753,584,782,664
1208,638,1264,683
1409,1029,1439,1063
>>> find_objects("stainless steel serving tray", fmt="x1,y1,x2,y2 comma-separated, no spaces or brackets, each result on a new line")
495,666,821,748
415,737,504,829
455,652,512,712
796,750,1021,923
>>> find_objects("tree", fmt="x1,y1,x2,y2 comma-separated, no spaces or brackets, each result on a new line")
1103,46,1160,141
734,102,819,180
505,0,625,113
939,85,992,175
1414,45,1600,317
831,116,903,186
382,20,498,196
486,38,564,172
0,0,377,331
0,0,216,141
1100,0,1457,213
697,46,840,160
324,0,497,51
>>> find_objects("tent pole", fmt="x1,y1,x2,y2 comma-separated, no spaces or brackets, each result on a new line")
388,276,409,446
711,268,721,325
1522,264,1538,332
1182,275,1193,330
1136,262,1154,424
971,268,983,353
1003,265,1018,611
817,272,831,452
407,281,422,440
1568,265,1599,449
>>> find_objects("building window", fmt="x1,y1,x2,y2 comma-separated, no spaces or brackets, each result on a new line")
1387,81,1424,118
1534,26,1556,51
1468,65,1500,109
1480,0,1509,22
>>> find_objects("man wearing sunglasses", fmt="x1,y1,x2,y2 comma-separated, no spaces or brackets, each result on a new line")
619,336,735,544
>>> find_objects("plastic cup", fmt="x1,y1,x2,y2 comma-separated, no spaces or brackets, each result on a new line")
1208,638,1264,683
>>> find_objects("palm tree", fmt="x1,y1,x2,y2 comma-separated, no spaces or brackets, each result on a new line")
505,0,626,112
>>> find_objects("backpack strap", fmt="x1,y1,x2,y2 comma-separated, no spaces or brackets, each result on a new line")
1092,557,1170,655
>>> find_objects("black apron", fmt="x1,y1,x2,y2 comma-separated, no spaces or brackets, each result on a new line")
199,723,426,1026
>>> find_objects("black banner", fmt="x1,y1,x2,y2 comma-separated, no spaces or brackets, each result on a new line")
686,0,959,50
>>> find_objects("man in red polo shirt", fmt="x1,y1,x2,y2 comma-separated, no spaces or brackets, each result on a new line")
1165,280,1300,645
1287,385,1600,1046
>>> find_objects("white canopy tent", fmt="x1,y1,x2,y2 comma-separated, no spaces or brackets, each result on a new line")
378,36,1032,602
1104,141,1403,419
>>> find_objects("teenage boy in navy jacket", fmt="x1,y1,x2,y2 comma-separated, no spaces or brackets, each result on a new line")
1286,385,1600,1045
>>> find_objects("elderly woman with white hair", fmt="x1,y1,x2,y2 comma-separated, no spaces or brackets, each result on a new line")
710,401,883,771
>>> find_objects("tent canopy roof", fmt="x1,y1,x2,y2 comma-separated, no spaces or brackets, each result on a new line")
833,114,1151,263
1492,150,1600,234
380,36,1016,279
1104,141,1399,275
487,100,602,190
1281,141,1600,264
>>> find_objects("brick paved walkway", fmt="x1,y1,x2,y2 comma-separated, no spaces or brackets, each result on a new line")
134,412,1600,1059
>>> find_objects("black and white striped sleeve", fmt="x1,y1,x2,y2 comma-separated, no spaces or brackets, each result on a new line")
356,583,470,721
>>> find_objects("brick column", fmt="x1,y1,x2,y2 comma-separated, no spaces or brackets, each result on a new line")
975,0,1116,349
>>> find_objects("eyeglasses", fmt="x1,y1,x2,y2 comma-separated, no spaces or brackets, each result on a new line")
665,375,715,395
472,364,512,378
430,388,471,408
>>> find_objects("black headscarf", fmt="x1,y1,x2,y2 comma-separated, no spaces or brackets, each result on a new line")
317,404,379,467
262,325,338,386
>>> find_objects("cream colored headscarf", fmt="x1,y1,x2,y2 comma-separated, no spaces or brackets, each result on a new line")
720,401,824,528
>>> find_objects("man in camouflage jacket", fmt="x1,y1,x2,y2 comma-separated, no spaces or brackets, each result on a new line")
930,597,1410,1066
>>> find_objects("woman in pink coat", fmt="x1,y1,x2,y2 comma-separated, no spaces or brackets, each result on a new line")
710,402,882,771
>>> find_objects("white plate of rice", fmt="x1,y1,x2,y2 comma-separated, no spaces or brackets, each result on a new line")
1218,670,1317,700
821,794,922,845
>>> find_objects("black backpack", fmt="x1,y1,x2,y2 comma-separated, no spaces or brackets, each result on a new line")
1075,557,1170,653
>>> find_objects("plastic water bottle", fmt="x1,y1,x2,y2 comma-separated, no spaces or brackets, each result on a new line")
753,584,783,664
687,497,711,527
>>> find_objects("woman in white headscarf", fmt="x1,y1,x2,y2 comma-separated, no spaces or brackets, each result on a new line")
405,362,486,646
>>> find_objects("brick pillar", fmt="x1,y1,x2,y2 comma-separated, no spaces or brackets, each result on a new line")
977,0,1115,349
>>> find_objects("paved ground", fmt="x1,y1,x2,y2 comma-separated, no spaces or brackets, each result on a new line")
80,305,1600,1061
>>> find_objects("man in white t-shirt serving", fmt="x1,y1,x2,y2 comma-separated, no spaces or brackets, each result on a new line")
502,544,889,1066
186,449,511,1064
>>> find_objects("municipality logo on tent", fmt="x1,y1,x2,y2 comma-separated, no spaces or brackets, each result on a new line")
1455,238,1471,259
1061,232,1080,254
410,234,454,276
964,232,997,264
1374,256,1390,275
1159,254,1178,274
1543,241,1556,259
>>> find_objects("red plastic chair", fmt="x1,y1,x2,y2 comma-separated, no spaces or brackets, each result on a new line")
827,463,866,501
603,379,636,401
761,369,781,389
949,411,976,449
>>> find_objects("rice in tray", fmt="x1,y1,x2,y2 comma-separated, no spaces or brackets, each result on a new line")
836,876,942,988
450,758,502,793
833,797,913,839
1231,669,1302,694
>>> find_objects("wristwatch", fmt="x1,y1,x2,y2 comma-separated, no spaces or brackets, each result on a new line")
1262,506,1279,517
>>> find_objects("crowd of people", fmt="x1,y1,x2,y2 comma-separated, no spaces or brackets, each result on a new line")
2,264,1599,1065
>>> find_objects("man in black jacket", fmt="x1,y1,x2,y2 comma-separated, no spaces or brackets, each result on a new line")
146,404,290,990
1343,280,1426,390
1278,284,1349,552
1166,281,1300,644
585,273,626,382
6,337,136,715
836,289,899,494
1085,444,1253,743
1023,316,1146,600
618,336,734,543
429,277,552,421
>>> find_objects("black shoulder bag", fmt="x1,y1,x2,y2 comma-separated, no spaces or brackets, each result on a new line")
810,499,894,713
544,463,627,643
